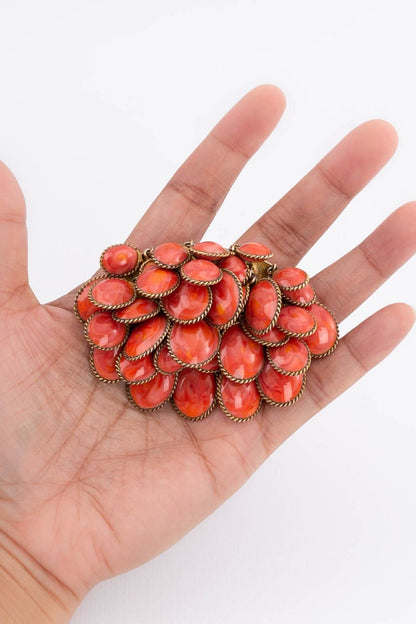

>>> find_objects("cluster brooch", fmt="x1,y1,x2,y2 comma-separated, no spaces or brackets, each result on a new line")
74,241,339,422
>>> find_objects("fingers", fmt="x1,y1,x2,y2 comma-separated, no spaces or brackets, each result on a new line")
125,84,286,248
261,303,415,448
0,161,38,312
238,119,398,266
311,202,416,322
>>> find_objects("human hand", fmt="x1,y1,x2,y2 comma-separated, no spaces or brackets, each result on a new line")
0,84,415,623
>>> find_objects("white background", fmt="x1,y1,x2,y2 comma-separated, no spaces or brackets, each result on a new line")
1,1,416,622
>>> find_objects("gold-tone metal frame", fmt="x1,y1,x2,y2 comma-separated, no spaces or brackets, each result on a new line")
99,243,142,277
256,372,307,408
265,339,312,377
244,278,282,336
166,322,222,370
88,277,136,311
125,373,178,412
121,316,171,361
216,375,262,423
160,284,213,325
206,269,245,332
83,311,130,351
180,260,223,286
153,342,184,376
231,243,273,261
240,319,290,347
89,347,122,383
115,351,159,385
73,274,107,323
111,298,160,324
282,286,317,308
191,242,230,260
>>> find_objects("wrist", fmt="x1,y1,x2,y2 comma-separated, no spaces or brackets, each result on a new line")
0,529,80,623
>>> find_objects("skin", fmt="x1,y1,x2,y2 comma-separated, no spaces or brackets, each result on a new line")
0,84,415,622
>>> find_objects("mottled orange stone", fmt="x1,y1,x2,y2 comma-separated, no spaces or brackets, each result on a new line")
152,242,189,267
277,306,316,336
220,325,264,381
199,357,220,373
135,265,179,296
90,278,135,308
181,259,222,284
192,241,229,259
113,297,159,322
173,369,215,418
207,271,240,326
304,303,338,355
123,314,168,358
86,311,127,348
118,353,156,383
91,347,121,381
101,244,138,275
235,242,272,259
220,377,261,419
155,343,183,374
284,283,315,305
169,320,220,366
258,363,304,404
128,373,175,409
218,255,248,281
273,267,307,289
245,279,279,332
76,281,102,321
268,338,309,373
162,281,210,322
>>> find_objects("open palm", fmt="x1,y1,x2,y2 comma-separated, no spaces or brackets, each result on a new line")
0,84,415,621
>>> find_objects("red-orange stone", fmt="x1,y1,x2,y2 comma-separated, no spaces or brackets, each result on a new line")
152,242,189,267
162,281,210,322
220,325,264,381
277,306,316,336
135,265,179,296
258,363,304,404
246,324,288,346
101,244,138,275
173,369,215,418
220,377,261,419
181,259,222,284
90,278,135,308
268,338,309,373
86,311,127,348
169,320,220,366
245,279,280,333
91,347,121,381
236,242,272,259
218,255,248,281
123,314,168,358
199,357,220,373
155,343,183,374
128,373,175,409
117,353,156,383
273,267,307,289
113,297,159,322
207,270,241,327
284,283,315,305
192,241,229,259
76,281,102,321
304,303,338,355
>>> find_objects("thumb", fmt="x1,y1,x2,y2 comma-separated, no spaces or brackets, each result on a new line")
0,160,37,311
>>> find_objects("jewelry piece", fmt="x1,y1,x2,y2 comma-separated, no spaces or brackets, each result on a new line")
75,241,339,422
